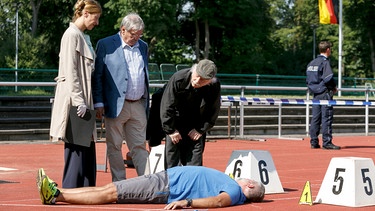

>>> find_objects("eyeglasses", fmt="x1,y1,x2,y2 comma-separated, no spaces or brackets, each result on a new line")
126,30,143,38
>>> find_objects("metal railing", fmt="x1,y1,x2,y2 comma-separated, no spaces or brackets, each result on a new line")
2,67,375,96
218,85,375,138
1,82,374,138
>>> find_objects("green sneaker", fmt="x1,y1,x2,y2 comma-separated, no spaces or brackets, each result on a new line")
36,168,45,203
37,168,57,190
36,168,58,204
36,168,46,191
40,175,60,204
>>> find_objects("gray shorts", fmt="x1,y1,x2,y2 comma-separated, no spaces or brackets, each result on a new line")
114,170,170,204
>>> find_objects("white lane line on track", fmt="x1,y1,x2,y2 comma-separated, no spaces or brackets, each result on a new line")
0,203,165,210
0,167,17,171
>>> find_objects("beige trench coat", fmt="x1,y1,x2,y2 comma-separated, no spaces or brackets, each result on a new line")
50,23,97,142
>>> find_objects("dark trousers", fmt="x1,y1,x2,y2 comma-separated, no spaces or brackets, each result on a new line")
164,132,206,169
309,91,334,146
62,141,96,188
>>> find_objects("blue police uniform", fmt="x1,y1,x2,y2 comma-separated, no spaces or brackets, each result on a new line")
306,55,337,147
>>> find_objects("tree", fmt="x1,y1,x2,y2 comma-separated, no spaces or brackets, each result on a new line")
30,0,42,37
5,31,51,68
177,0,275,73
1,0,374,81
214,0,274,74
0,0,29,68
104,0,183,63
268,0,341,75
345,0,375,78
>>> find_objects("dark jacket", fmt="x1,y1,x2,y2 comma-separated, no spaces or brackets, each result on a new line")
160,68,221,135
306,55,336,95
146,85,166,147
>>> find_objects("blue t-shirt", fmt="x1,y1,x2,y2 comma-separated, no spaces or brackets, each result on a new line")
167,166,247,205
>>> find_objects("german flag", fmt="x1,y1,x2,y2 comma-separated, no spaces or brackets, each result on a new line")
319,0,339,24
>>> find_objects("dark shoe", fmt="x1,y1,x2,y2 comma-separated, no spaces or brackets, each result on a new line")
323,144,341,150
311,144,320,149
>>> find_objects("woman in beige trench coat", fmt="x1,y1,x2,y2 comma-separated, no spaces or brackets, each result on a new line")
49,0,101,188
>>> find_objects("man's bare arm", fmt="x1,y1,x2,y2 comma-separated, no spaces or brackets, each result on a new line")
164,192,231,210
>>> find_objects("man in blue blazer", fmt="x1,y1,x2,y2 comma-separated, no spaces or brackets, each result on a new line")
92,13,150,182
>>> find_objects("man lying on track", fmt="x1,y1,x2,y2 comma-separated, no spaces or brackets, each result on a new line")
37,166,264,209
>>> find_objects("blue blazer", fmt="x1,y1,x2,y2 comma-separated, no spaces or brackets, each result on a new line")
93,33,150,118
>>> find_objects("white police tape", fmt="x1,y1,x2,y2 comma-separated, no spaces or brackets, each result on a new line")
221,96,375,106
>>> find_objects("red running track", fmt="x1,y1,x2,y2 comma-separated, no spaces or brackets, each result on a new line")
1,135,375,210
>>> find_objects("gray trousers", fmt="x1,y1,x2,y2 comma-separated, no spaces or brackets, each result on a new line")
105,99,149,181
114,170,169,204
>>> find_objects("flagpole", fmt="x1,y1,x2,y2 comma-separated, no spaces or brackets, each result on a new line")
338,0,343,96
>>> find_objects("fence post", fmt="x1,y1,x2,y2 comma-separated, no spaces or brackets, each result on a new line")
306,90,310,136
255,74,260,94
240,87,245,138
365,89,369,136
278,104,282,138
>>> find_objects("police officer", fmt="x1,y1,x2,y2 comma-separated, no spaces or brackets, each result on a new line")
306,40,340,150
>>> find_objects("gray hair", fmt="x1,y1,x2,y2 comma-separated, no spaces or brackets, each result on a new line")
120,13,145,31
236,178,265,202
190,64,218,83
248,180,265,202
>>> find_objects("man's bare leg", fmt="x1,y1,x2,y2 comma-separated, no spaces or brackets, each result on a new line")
56,183,118,204
58,184,111,193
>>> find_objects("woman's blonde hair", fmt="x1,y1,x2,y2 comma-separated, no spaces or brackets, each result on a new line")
72,0,102,22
